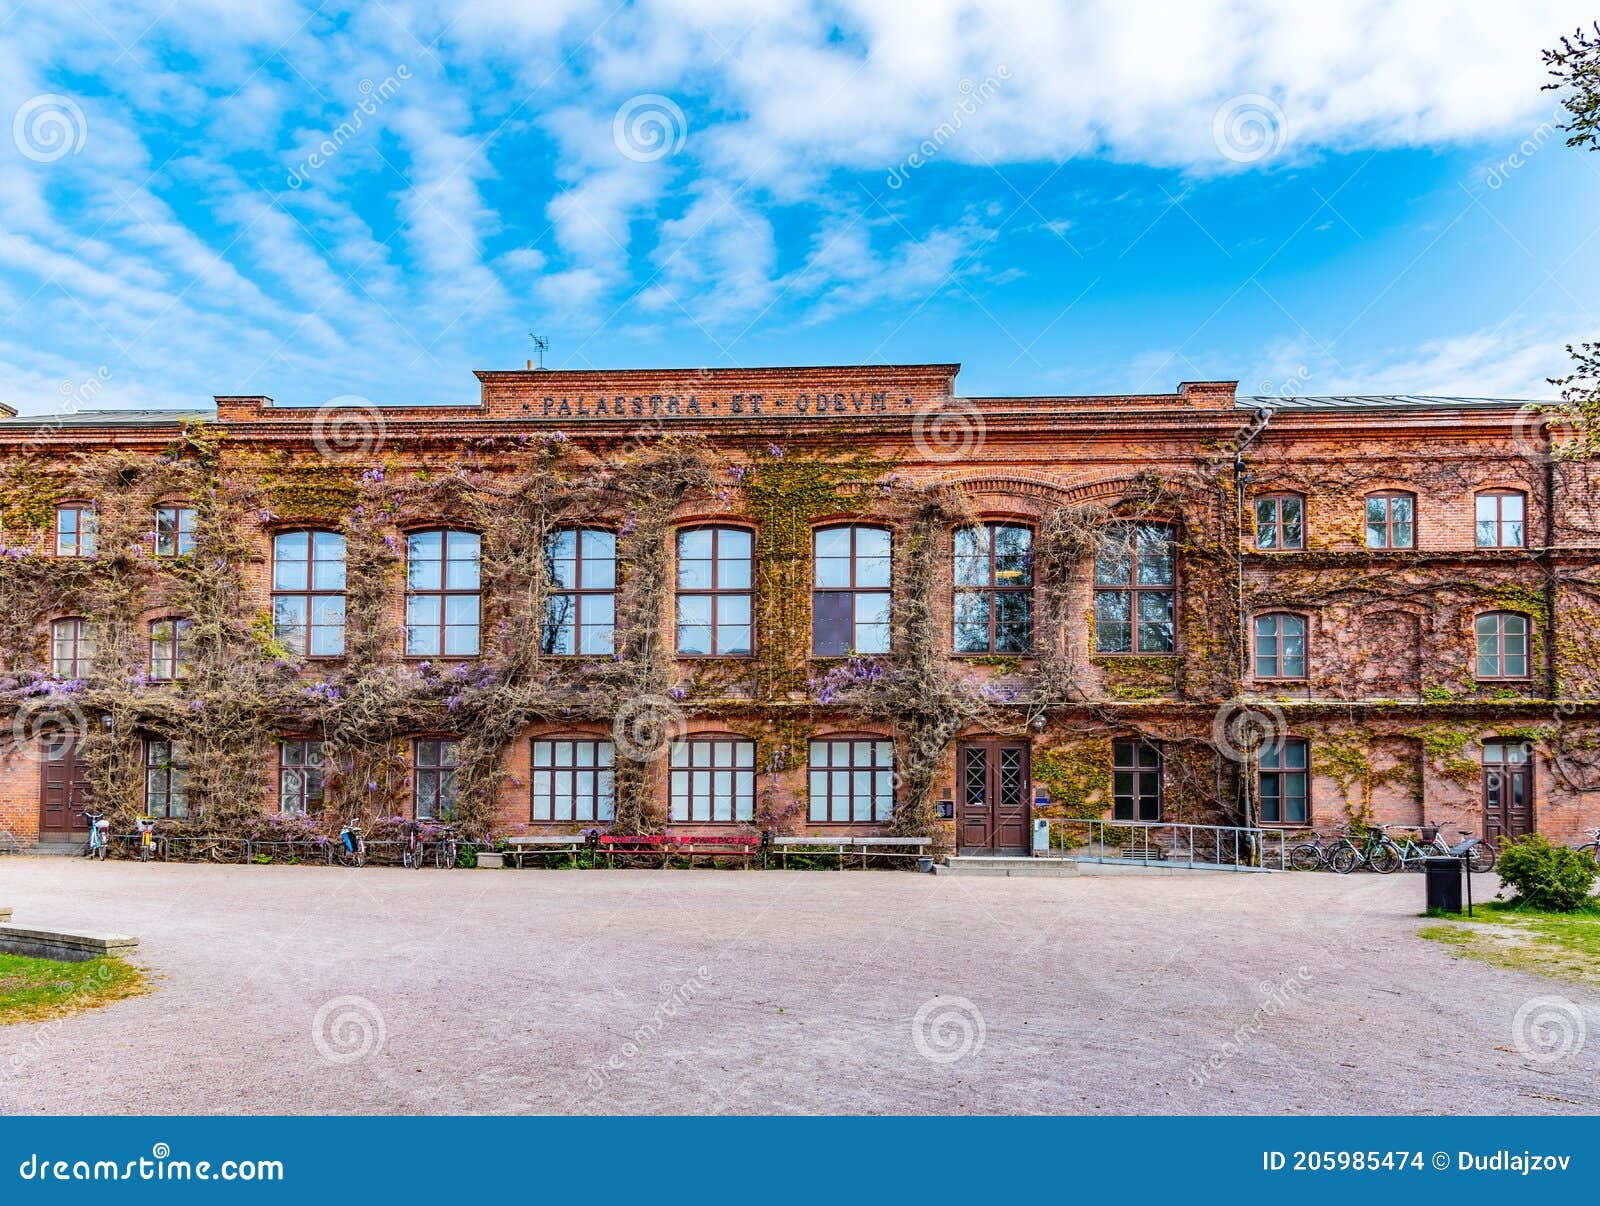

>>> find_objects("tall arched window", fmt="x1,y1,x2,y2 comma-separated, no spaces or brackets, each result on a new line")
273,531,347,657
406,530,480,656
1475,612,1530,679
1093,523,1175,653
154,504,197,557
542,528,616,655
676,526,753,655
54,504,96,558
1253,613,1307,680
812,525,891,656
953,522,1033,654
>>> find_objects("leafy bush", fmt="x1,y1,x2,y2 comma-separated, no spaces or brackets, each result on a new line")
1495,835,1599,912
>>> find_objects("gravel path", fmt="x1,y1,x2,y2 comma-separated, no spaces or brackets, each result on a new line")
1,858,1595,1114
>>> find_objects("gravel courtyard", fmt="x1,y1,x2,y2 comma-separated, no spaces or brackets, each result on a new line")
1,857,1594,1115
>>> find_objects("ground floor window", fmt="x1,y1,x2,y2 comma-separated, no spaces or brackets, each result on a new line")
1258,739,1309,825
279,740,325,814
1112,740,1161,821
670,738,755,822
531,738,615,822
415,738,461,820
144,738,189,818
807,738,895,823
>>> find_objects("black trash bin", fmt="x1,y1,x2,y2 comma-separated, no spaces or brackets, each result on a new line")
1425,856,1463,913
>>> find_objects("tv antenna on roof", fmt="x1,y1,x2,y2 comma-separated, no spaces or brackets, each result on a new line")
529,334,549,371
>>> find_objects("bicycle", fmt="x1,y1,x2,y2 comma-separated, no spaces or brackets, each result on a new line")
433,824,460,869
134,816,159,862
401,820,426,870
1575,827,1600,866
1395,823,1444,872
1452,829,1497,874
1289,833,1335,871
83,809,109,860
1329,824,1400,874
337,822,366,868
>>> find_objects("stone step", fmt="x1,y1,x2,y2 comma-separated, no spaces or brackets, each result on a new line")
24,842,83,857
935,856,1080,878
0,925,138,963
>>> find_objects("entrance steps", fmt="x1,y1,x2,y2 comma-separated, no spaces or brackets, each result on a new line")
935,856,1080,878
22,841,82,857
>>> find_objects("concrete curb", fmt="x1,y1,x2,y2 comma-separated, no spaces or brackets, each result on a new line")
0,925,138,962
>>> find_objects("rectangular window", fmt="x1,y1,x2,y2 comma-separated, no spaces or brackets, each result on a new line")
812,526,891,656
676,527,753,655
51,618,94,678
144,738,189,818
542,529,617,655
55,505,97,558
669,738,755,822
1112,740,1161,821
1365,493,1414,549
154,505,198,556
1258,739,1309,825
531,738,615,823
273,531,348,657
807,738,895,823
1475,492,1525,548
414,739,461,820
1253,613,1307,679
953,523,1033,653
279,740,325,814
1094,524,1175,653
149,618,193,681
407,531,481,657
1476,612,1529,679
1254,495,1303,550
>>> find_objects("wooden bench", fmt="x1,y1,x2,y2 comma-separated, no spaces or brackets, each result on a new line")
599,833,761,868
504,834,594,868
773,835,931,869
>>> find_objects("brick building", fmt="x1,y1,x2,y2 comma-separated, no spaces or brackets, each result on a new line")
2,363,1598,857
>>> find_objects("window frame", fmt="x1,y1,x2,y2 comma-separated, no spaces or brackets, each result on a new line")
405,529,482,658
811,524,893,657
806,735,896,824
530,736,616,824
542,527,618,657
278,739,325,814
1253,493,1305,551
54,503,97,558
153,504,198,557
669,735,757,824
1364,491,1416,550
1475,490,1526,549
674,525,754,658
143,737,190,819
1475,611,1531,681
952,521,1034,655
1093,522,1177,655
50,617,93,678
1257,738,1310,826
272,530,348,659
413,738,461,821
1252,611,1309,681
148,617,193,681
1111,739,1162,822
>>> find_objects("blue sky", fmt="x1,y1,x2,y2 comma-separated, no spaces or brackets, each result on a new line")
1,1,1597,415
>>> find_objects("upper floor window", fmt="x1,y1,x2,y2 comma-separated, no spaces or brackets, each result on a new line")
1094,523,1175,653
144,738,189,818
676,527,752,656
149,618,193,681
669,737,755,823
1253,612,1307,680
531,738,615,823
1112,740,1161,821
1254,494,1303,550
1365,492,1415,549
1258,739,1309,825
414,738,461,820
406,530,480,657
51,617,94,678
542,528,616,655
953,523,1033,654
279,739,325,814
55,504,96,558
154,505,197,557
1475,612,1530,680
813,525,891,656
273,531,347,657
1475,491,1525,549
808,737,895,823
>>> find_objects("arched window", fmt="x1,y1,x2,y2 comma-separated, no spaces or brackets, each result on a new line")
1253,493,1303,550
669,736,755,822
149,618,192,681
542,528,616,655
1365,492,1415,549
273,531,347,657
1475,612,1529,679
154,504,197,557
1253,612,1307,679
808,737,895,823
54,504,96,558
812,525,891,656
51,617,94,678
1475,491,1525,548
531,737,616,823
406,530,480,656
676,526,752,656
1258,739,1309,825
1093,523,1175,653
953,522,1033,654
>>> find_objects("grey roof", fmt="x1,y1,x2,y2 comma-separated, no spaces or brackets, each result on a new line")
1238,394,1539,411
0,408,215,426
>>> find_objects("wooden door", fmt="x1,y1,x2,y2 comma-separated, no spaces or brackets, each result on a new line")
957,740,1030,854
1483,741,1533,844
39,731,91,833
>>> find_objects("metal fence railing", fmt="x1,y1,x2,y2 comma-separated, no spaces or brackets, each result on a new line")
1044,818,1288,871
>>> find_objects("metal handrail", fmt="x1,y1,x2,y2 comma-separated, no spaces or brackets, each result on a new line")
1045,817,1288,871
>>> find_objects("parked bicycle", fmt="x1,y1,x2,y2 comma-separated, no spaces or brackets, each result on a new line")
1576,827,1600,866
134,816,159,862
337,821,366,868
434,824,460,869
1329,824,1401,874
402,820,426,870
83,809,110,860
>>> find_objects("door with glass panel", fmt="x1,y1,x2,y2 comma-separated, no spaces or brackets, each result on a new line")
1482,740,1533,843
957,739,1030,854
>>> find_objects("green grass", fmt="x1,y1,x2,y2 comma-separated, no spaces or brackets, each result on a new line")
1419,900,1600,986
0,953,149,1024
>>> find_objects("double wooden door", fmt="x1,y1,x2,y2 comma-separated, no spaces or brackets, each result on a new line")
39,731,91,833
958,739,1030,854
